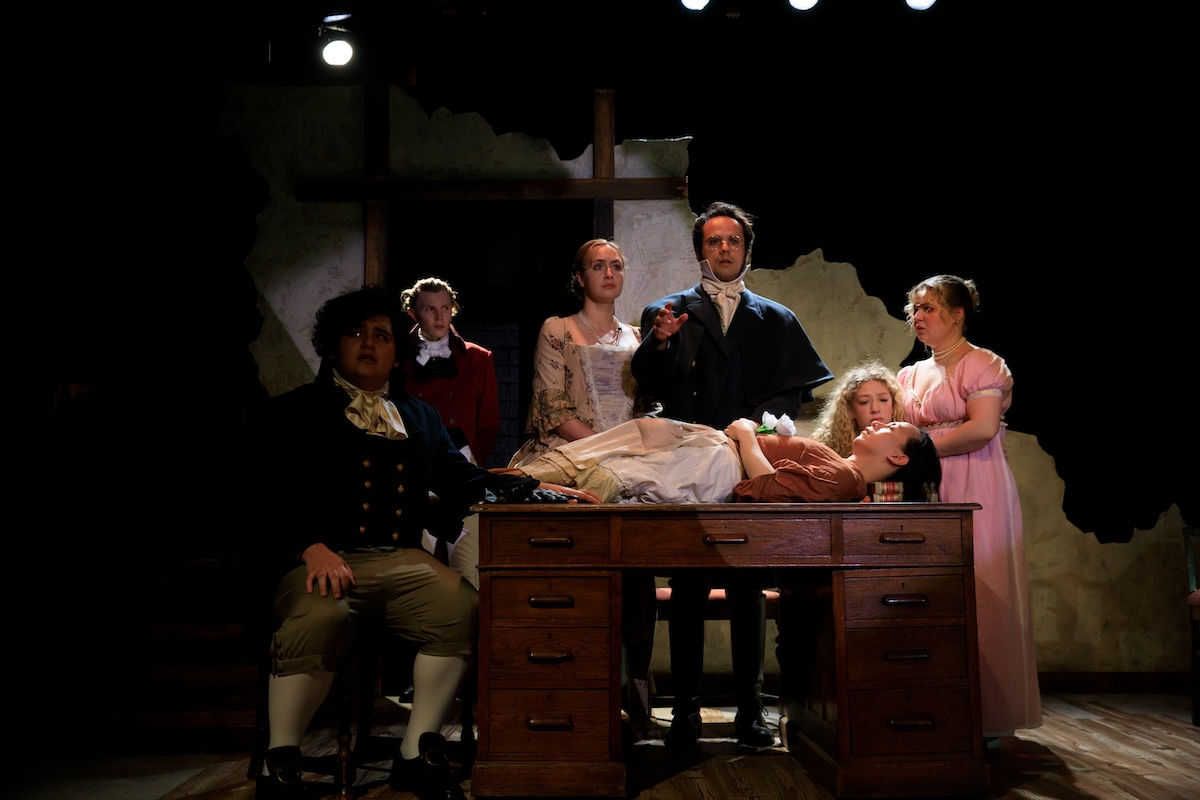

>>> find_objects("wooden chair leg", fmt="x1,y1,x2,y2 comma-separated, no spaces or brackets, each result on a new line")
459,661,477,768
247,654,271,781
335,670,356,798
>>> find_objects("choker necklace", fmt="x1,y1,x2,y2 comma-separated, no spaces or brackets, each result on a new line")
577,312,621,346
932,336,967,360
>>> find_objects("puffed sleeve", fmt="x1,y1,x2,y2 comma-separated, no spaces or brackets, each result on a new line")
959,349,1014,415
527,317,579,439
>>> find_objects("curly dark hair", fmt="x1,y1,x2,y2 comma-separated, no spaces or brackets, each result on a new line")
310,285,404,359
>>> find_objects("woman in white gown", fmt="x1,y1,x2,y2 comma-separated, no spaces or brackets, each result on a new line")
509,238,653,467
508,238,660,739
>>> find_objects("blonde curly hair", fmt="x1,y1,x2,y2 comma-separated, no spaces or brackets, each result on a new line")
810,359,904,457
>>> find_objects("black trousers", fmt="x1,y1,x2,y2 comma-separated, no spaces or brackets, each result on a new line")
666,568,773,713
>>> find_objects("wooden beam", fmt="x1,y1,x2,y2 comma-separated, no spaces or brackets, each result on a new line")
296,177,687,203
593,89,615,238
364,83,390,288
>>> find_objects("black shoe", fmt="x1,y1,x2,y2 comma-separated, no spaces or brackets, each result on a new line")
734,707,776,748
256,746,303,800
390,732,464,800
665,700,702,749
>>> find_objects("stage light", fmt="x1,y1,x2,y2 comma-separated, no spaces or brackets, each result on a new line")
322,38,353,66
789,0,820,10
906,0,937,9
319,12,354,67
680,0,710,10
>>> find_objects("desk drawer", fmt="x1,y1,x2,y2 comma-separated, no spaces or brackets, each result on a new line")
845,627,967,681
488,575,612,622
486,518,612,563
842,516,963,559
621,516,831,565
488,627,610,683
843,574,965,623
848,687,973,756
487,688,611,759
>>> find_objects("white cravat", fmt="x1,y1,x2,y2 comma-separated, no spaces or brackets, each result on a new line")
332,369,408,440
416,334,452,365
699,259,749,334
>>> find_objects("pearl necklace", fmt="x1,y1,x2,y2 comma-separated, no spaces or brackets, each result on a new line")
932,336,967,360
577,312,621,346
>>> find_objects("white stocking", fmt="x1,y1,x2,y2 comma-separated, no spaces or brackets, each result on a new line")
267,670,336,750
400,653,469,760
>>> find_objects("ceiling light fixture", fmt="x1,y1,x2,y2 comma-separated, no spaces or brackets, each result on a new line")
319,12,354,67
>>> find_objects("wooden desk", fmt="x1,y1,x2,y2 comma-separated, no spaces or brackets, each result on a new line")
471,503,989,798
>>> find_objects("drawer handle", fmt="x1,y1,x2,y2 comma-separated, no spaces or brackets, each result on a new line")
528,536,574,548
881,593,928,607
886,714,935,731
878,532,927,544
528,594,575,608
527,714,574,731
528,650,574,664
703,535,749,545
883,648,931,662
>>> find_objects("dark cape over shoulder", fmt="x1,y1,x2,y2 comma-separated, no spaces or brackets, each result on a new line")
632,285,833,428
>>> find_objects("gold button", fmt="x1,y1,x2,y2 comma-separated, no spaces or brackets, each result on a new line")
358,525,367,534
362,459,371,468
391,532,400,541
396,485,405,494
448,417,457,425
362,502,370,512
394,509,403,518
396,463,405,472
364,480,373,489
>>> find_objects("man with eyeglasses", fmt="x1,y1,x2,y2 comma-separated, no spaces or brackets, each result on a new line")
631,200,833,750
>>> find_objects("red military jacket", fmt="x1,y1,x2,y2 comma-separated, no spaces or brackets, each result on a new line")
402,325,501,467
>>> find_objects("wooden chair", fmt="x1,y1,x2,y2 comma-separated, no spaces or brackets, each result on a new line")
1185,525,1199,726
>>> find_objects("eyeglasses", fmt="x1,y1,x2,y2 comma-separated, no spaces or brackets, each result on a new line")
703,235,744,251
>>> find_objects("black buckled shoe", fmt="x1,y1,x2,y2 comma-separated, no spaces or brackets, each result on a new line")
257,745,304,800
734,707,776,748
391,732,465,800
664,699,702,749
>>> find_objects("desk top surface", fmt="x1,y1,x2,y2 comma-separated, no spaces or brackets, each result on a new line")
473,502,981,516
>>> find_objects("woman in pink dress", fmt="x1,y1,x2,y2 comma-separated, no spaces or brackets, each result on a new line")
897,274,1042,745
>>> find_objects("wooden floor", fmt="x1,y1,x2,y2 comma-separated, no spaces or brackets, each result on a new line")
161,694,1199,800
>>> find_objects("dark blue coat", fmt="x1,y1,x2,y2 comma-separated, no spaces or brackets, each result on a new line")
631,285,833,429
251,375,538,578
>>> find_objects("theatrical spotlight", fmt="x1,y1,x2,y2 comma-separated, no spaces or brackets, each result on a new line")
319,12,354,67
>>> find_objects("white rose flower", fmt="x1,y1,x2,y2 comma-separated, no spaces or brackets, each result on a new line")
776,414,797,436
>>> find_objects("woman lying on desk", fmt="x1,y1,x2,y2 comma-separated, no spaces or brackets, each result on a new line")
501,414,942,505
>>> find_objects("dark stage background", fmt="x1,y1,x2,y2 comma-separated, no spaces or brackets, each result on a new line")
43,0,1192,549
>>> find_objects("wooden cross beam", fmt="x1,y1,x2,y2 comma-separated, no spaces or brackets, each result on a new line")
293,88,688,287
